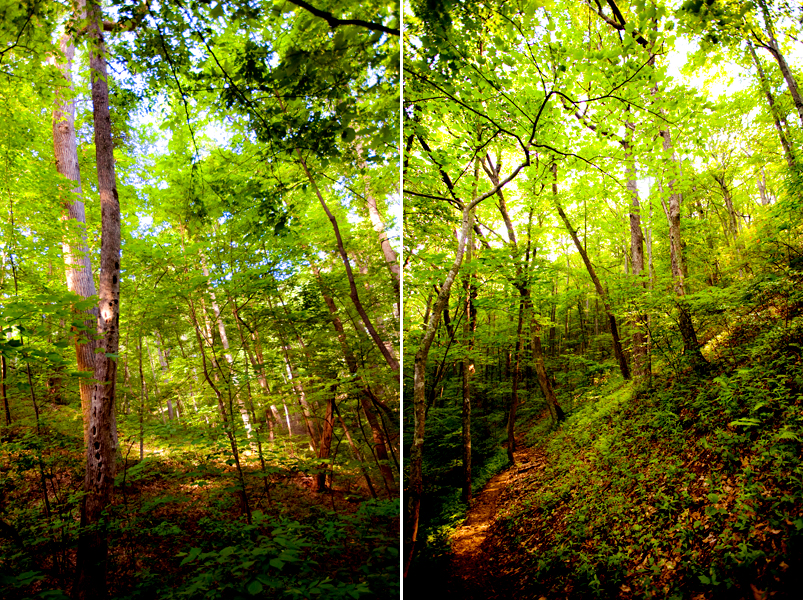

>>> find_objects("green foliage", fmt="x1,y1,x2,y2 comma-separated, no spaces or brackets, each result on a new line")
116,503,398,600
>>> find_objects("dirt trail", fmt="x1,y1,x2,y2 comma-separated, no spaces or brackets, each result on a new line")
448,442,547,596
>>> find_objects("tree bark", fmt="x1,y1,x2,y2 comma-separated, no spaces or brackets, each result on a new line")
660,131,707,368
756,0,803,127
76,1,121,597
747,40,796,169
307,257,397,495
624,131,649,380
52,29,98,447
1,356,9,425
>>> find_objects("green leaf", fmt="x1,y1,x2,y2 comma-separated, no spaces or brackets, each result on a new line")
341,127,356,143
180,547,202,566
247,580,263,595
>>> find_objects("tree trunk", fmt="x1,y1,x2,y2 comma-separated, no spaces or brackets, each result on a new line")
296,150,399,371
358,144,400,304
461,218,475,502
335,408,377,499
51,29,98,447
624,131,649,380
551,164,630,380
307,257,397,495
138,336,147,462
77,1,121,597
188,297,251,522
145,340,169,422
407,152,529,577
507,295,525,465
202,260,251,436
531,322,564,422
153,333,175,420
1,356,9,425
273,94,398,371
409,204,474,577
756,0,803,127
315,394,335,492
660,131,707,369
747,40,796,169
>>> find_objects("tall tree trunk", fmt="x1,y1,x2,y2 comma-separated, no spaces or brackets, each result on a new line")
137,335,147,462
201,260,251,436
624,130,649,380
747,40,796,169
77,1,121,596
530,318,565,423
461,214,475,502
357,144,400,304
307,258,397,495
409,204,474,577
315,393,336,493
756,0,803,127
188,297,251,522
297,154,399,371
153,332,175,420
280,345,318,453
507,295,525,465
273,95,398,371
1,356,9,425
660,131,707,368
407,153,529,577
146,340,169,422
52,29,98,447
551,163,630,380
335,408,377,499
713,174,742,251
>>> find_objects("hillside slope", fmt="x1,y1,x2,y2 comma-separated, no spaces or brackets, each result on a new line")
447,270,803,599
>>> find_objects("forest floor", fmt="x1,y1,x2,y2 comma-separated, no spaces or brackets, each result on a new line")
448,440,548,599
0,419,400,599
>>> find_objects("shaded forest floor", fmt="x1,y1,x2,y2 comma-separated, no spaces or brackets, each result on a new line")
0,417,399,599
448,441,547,598
410,270,803,599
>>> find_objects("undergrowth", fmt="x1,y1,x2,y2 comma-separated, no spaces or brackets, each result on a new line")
485,272,803,599
0,421,399,599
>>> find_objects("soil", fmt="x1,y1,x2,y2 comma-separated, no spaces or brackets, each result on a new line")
447,442,548,599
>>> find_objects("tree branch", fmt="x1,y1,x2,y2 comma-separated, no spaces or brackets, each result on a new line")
283,0,399,36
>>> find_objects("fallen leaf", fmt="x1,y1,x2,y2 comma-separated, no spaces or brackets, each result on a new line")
750,583,767,600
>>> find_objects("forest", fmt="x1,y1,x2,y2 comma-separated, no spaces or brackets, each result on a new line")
403,0,803,598
0,1,400,599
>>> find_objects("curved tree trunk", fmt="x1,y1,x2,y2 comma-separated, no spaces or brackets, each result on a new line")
756,0,803,128
357,143,400,306
551,164,630,380
747,40,796,169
